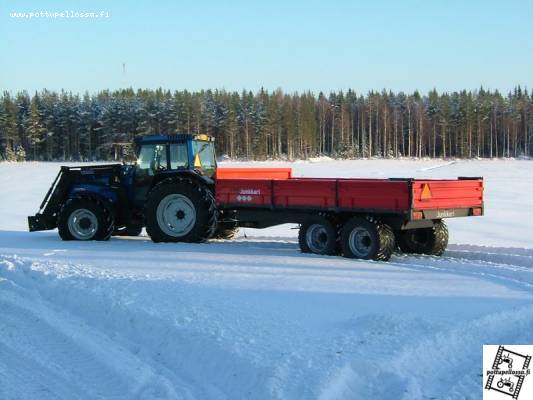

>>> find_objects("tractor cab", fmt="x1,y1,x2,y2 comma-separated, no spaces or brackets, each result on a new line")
130,134,217,204
133,134,216,178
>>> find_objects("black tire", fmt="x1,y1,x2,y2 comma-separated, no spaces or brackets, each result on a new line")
112,226,143,237
212,210,239,239
298,215,338,255
340,216,395,261
396,220,448,256
57,197,114,241
212,225,239,240
145,177,217,243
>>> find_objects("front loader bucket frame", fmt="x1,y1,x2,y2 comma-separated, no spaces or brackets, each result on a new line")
28,167,71,232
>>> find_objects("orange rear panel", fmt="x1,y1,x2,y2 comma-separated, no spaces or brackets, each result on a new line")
411,179,484,210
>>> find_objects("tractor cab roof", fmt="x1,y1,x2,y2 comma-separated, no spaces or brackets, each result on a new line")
134,134,214,145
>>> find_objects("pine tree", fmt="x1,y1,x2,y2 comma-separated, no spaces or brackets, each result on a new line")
0,99,8,160
27,94,46,160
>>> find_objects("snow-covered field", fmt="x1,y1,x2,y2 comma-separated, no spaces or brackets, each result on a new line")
1,159,533,400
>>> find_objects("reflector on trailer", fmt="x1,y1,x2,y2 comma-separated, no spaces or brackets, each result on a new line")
412,211,424,220
420,183,432,201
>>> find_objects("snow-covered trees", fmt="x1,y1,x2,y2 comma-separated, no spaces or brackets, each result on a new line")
0,87,531,161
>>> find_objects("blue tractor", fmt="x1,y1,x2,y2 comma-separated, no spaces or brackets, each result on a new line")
27,134,231,242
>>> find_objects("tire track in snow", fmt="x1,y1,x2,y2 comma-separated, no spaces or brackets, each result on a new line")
446,244,533,267
315,246,533,399
448,244,533,258
225,238,533,295
316,245,533,399
317,304,533,400
0,260,187,400
2,241,532,400
416,160,458,172
389,254,533,295
0,256,272,400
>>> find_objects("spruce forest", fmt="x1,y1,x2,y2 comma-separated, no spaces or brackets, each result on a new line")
0,87,531,161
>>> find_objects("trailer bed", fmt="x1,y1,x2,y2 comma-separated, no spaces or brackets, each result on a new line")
215,168,483,221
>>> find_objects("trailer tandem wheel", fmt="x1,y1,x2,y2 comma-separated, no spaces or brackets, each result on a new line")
212,225,239,240
112,226,143,237
298,215,338,255
340,217,395,261
212,211,239,240
396,220,449,256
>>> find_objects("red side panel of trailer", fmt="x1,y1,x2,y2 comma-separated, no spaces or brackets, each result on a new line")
338,180,410,211
273,179,337,208
216,176,411,211
215,179,273,206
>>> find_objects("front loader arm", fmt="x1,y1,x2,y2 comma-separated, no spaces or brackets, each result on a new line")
28,164,122,232
28,166,74,232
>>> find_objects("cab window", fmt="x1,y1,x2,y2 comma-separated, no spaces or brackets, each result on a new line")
170,143,189,169
136,144,167,175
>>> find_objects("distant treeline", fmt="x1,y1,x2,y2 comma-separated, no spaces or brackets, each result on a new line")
0,87,531,161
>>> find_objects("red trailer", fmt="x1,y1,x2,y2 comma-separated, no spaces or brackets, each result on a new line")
215,167,484,261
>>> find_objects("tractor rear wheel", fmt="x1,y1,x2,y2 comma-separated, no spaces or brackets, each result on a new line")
57,198,114,241
298,216,338,255
396,220,448,256
340,217,395,261
145,178,217,243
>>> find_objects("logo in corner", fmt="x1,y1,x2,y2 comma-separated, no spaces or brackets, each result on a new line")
484,345,532,399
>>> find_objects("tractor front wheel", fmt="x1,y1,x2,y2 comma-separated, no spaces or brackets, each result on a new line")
145,178,217,243
57,198,114,241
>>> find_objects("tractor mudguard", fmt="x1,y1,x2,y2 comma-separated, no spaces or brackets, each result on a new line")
152,170,214,189
67,188,117,218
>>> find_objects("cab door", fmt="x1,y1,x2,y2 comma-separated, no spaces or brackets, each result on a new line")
133,143,169,204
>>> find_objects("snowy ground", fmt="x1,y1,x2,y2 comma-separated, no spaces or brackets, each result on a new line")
1,159,533,399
